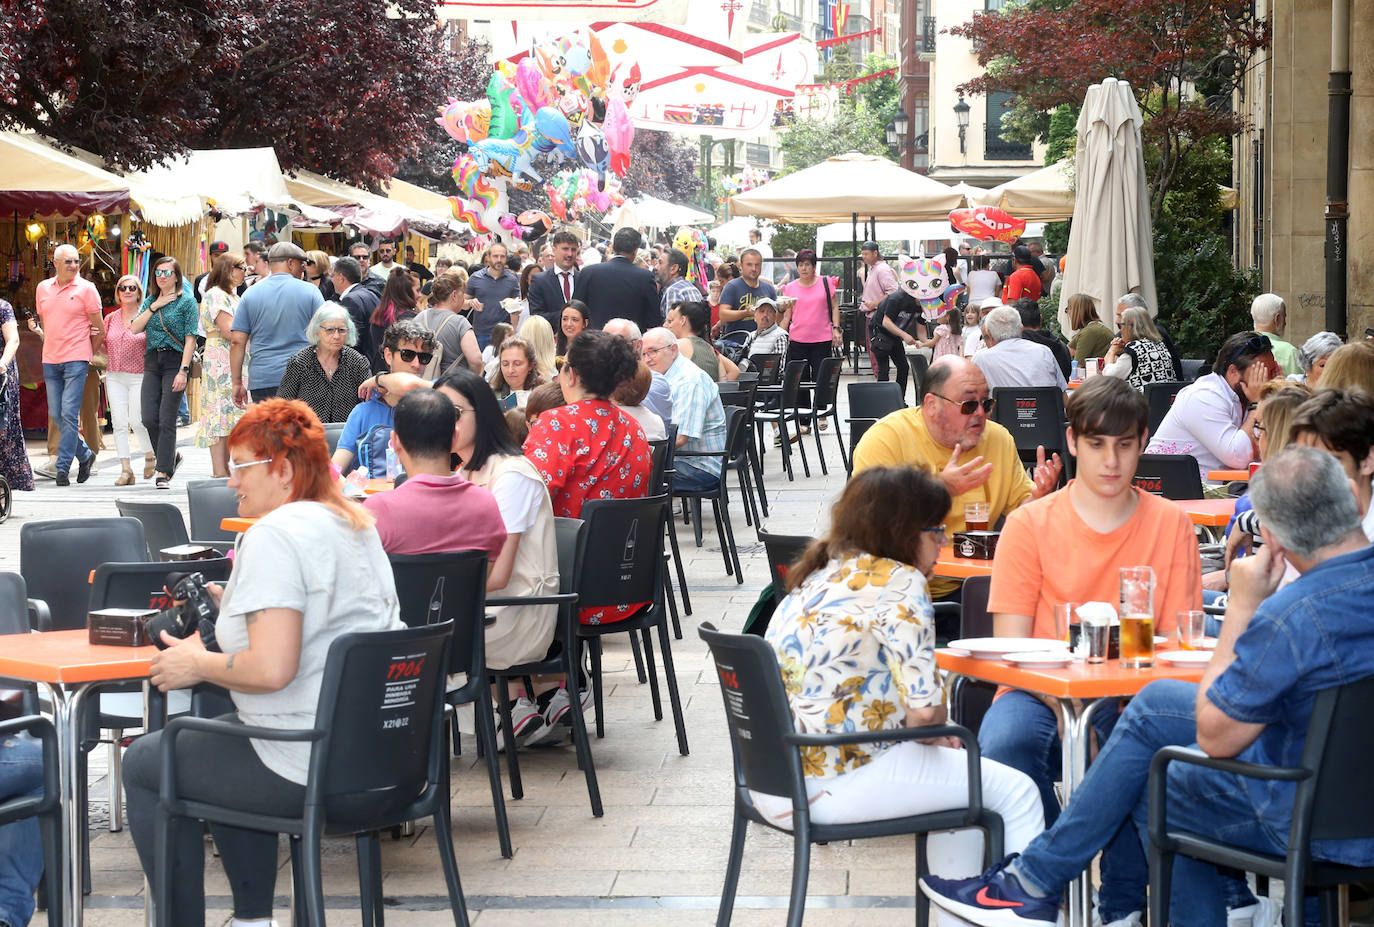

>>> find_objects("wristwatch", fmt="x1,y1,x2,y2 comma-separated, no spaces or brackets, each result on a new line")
179,365,190,373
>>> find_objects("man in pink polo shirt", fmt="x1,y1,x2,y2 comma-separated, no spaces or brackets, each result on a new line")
29,244,106,485
363,388,507,561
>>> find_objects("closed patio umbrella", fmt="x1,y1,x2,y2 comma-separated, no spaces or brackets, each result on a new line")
1056,78,1157,332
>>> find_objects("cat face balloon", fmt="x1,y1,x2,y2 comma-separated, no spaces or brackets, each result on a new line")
899,253,963,321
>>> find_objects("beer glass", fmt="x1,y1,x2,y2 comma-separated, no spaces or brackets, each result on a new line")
1119,566,1156,667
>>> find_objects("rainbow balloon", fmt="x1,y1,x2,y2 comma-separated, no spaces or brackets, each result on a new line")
448,196,492,234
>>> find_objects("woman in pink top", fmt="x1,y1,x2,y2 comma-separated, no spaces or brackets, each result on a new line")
103,274,150,485
778,248,840,408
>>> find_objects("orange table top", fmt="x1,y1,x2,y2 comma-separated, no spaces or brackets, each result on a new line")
1207,469,1251,482
221,516,256,533
937,649,1206,699
0,629,156,685
1173,497,1236,527
365,479,394,494
933,547,996,579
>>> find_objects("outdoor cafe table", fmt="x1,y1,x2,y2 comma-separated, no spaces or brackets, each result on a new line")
1173,497,1236,542
933,546,996,580
219,480,394,534
936,649,1207,927
1207,469,1251,482
0,630,159,927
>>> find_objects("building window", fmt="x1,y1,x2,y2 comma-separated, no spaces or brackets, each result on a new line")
985,0,1006,8
985,91,1033,160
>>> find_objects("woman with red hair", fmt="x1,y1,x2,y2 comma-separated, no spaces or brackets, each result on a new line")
120,398,403,926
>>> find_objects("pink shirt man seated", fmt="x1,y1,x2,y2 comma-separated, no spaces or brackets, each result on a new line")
363,389,506,560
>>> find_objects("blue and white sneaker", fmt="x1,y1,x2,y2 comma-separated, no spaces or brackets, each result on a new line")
920,855,1059,926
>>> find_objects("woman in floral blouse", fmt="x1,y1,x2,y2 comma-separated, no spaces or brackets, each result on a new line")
764,466,1044,878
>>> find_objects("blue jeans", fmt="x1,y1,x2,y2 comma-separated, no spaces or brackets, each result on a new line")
672,460,720,492
1010,680,1259,926
42,360,92,473
0,735,45,927
978,689,1146,921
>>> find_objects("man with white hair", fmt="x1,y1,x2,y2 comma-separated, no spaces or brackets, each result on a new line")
640,327,725,491
603,317,672,425
30,243,105,484
972,306,1067,393
1249,293,1301,376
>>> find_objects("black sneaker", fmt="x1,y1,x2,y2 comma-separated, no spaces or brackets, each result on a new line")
76,453,95,484
54,472,70,487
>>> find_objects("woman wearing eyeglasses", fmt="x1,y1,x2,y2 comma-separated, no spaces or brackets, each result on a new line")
122,398,403,927
278,303,372,424
195,252,248,478
762,466,1043,869
100,275,151,485
130,256,198,489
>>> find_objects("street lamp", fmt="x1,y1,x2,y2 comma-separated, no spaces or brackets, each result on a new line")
954,95,971,155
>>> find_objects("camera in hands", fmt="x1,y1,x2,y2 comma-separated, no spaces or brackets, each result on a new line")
144,572,221,651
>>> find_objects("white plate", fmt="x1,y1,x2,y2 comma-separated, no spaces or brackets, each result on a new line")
1157,650,1212,665
1005,651,1073,669
948,638,1069,660
1153,635,1169,645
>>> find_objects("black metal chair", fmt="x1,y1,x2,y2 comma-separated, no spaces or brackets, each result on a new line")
1148,674,1374,927
487,518,601,817
698,622,1004,927
847,381,906,421
719,392,765,528
949,575,996,735
1143,381,1186,436
754,360,812,481
154,622,468,927
323,421,346,455
804,356,847,475
0,715,63,926
185,478,240,544
387,549,512,860
674,405,748,582
575,495,689,755
758,529,813,601
1179,358,1208,381
1133,453,1204,501
991,386,1070,481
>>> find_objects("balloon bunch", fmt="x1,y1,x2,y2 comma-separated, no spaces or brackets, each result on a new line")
673,227,708,288
543,168,625,222
440,32,640,238
719,166,771,201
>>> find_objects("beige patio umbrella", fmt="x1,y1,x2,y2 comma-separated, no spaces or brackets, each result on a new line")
729,152,965,222
977,160,1076,221
1057,78,1157,331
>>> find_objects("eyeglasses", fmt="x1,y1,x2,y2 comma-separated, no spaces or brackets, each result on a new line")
930,392,995,415
320,326,349,335
60,259,80,265
1227,334,1272,371
451,404,473,420
235,263,247,271
1253,422,1267,438
154,269,175,278
396,349,434,364
116,284,140,293
922,524,949,544
305,259,316,266
642,344,673,358
228,457,272,474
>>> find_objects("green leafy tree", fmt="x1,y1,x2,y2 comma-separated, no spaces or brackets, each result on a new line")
1041,104,1077,253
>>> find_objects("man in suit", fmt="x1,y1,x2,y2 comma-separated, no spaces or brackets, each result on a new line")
573,227,659,331
331,256,380,363
527,228,580,329
349,241,386,299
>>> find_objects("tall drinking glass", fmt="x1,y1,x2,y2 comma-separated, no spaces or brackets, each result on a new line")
1119,565,1156,668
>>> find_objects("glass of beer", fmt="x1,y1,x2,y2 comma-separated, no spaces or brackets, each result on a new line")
1119,566,1156,667
964,501,990,532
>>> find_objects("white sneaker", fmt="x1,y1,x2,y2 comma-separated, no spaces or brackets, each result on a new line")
1092,907,1141,927
1228,897,1281,927
494,696,543,752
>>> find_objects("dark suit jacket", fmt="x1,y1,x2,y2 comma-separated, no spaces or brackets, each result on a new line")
339,284,381,363
1022,328,1073,382
572,255,660,331
528,267,576,329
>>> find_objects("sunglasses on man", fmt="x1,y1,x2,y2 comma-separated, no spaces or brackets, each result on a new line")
396,349,433,365
931,393,996,415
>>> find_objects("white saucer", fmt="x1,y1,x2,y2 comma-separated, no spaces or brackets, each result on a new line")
1157,651,1212,665
948,638,1069,660
1005,651,1074,669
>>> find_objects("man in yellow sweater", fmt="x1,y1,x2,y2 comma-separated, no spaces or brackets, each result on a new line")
853,356,1063,600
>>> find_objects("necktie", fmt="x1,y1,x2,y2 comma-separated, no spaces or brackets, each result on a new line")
561,271,571,302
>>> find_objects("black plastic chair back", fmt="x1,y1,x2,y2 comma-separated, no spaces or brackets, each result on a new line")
991,387,1068,456
387,550,488,697
20,517,148,630
1305,675,1374,843
0,574,38,716
847,381,905,420
310,622,452,824
717,380,742,394
90,560,233,613
115,500,191,560
752,353,782,387
952,575,996,735
959,575,993,637
778,360,805,409
811,356,842,414
699,622,806,799
1133,454,1204,501
575,495,668,611
1180,359,1208,381
758,529,814,599
648,439,670,494
910,353,930,399
719,390,751,409
323,422,346,455
186,479,239,543
1144,381,1186,436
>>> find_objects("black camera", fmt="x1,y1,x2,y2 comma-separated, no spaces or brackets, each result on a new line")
144,572,221,651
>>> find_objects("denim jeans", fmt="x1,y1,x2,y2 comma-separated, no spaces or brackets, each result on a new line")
42,360,92,473
1009,680,1259,926
672,459,720,492
978,688,1146,921
0,736,45,927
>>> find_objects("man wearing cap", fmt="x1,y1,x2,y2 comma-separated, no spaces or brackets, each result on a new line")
230,241,323,405
858,241,898,372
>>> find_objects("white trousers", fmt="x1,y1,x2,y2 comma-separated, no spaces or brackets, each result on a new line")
105,370,144,459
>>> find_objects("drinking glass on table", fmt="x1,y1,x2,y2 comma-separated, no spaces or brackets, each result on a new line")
1119,565,1156,668
964,501,990,532
1176,609,1207,650
1054,601,1081,649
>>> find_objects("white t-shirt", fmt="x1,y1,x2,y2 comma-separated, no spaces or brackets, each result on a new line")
965,269,1001,303
616,403,666,441
215,501,403,784
488,467,545,535
961,327,984,357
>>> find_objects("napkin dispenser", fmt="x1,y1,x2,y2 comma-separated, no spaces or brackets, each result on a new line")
88,608,156,647
952,530,1000,560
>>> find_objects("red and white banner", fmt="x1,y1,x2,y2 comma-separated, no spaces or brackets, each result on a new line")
439,0,689,24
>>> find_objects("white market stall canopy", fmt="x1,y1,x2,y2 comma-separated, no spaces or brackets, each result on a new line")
730,152,967,223
606,194,714,231
285,170,444,239
0,132,131,218
707,216,772,250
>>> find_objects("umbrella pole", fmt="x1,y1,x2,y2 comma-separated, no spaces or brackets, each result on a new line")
1326,0,1351,336
850,211,859,298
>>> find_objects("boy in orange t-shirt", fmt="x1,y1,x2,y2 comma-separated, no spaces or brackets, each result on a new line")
977,376,1203,925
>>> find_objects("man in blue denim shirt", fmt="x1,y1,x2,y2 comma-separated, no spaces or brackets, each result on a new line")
922,446,1374,927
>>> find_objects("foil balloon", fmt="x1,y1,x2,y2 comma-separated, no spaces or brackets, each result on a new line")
471,137,541,190
586,33,610,92
673,227,708,288
451,154,484,198
609,60,641,104
603,97,634,178
575,121,610,191
436,98,469,142
531,107,577,160
947,206,1027,243
486,72,521,140
898,253,963,322
515,58,550,111
562,34,591,78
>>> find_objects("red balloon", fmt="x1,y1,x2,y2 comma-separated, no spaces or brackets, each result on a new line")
948,206,1027,243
